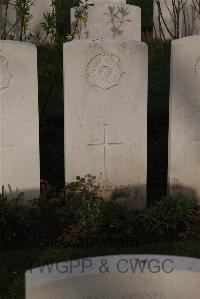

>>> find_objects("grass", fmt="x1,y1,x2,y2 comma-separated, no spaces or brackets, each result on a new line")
1,240,200,298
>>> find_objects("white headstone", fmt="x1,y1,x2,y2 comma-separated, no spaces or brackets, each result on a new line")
0,40,40,201
0,0,53,42
168,36,200,204
71,1,141,40
28,0,53,41
94,0,126,3
153,0,200,39
153,0,175,40
64,39,147,209
0,3,19,38
26,255,200,299
180,1,200,37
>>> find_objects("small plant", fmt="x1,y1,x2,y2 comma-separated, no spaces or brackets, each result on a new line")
65,175,102,201
0,177,198,248
138,196,194,241
67,0,89,41
0,186,23,246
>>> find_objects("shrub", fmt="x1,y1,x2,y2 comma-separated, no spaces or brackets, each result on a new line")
0,179,199,248
137,196,194,242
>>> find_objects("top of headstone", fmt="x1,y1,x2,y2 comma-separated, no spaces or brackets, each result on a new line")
80,0,127,5
93,0,126,4
81,0,94,4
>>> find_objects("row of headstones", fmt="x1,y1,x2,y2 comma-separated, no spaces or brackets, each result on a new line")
1,34,200,208
2,0,200,41
0,0,52,41
26,255,200,299
75,0,200,40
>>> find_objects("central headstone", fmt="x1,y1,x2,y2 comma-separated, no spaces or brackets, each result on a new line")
65,0,147,209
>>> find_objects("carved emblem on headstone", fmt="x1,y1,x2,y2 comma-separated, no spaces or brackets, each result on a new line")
86,53,124,89
0,56,11,91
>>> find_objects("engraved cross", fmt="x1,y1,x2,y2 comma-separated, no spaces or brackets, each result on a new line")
88,124,123,173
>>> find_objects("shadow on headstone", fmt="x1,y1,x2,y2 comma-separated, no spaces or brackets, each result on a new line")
168,36,200,206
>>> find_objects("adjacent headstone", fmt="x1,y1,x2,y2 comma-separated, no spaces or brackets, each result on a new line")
0,3,19,39
180,2,200,37
71,0,141,40
168,36,200,204
28,0,53,41
94,0,126,3
0,0,53,42
153,0,200,40
153,0,175,40
64,38,147,209
0,40,40,201
26,254,200,299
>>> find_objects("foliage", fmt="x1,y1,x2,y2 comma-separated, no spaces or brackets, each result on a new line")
137,196,194,242
0,177,199,249
0,187,31,246
0,0,58,44
2,240,200,299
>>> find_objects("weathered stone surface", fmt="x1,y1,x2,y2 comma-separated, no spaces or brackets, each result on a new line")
0,0,53,42
71,2,141,40
64,39,147,210
0,3,18,38
26,255,200,299
168,36,200,204
180,2,200,37
0,40,40,201
153,0,200,40
28,0,53,41
94,0,126,3
153,0,175,40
